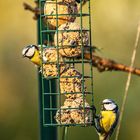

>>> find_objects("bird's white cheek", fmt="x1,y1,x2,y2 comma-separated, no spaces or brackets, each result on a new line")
22,48,27,56
26,47,35,57
104,104,116,110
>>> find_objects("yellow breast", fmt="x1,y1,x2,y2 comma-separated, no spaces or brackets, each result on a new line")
30,50,42,66
100,111,116,133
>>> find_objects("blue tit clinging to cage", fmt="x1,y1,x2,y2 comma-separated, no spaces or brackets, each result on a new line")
22,45,66,77
95,99,119,140
22,45,41,66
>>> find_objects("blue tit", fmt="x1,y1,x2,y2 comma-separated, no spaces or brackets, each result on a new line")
95,99,119,140
22,45,42,66
22,45,48,66
22,45,66,77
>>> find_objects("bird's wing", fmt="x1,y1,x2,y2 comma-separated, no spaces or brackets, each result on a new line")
94,115,104,133
109,111,119,137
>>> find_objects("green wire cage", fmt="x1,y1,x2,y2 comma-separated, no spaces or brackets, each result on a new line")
37,0,95,139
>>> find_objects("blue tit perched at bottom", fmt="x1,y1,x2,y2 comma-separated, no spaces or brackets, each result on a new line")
22,45,42,66
95,99,119,140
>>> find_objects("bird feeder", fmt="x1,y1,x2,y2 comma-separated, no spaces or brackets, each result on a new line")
37,0,94,139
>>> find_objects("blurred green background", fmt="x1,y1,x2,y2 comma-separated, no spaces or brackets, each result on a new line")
0,0,140,140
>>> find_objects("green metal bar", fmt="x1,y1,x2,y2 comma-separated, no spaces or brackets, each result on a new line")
62,127,68,140
38,77,57,140
41,29,90,33
41,13,90,17
44,107,92,110
37,0,58,140
43,123,92,127
79,0,86,125
43,91,92,95
40,45,93,48
41,60,92,64
88,0,94,120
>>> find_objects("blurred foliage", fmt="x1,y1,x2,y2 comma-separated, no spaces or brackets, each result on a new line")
0,0,140,140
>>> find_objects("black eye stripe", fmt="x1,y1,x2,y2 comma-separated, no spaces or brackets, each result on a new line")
104,102,111,104
25,47,30,55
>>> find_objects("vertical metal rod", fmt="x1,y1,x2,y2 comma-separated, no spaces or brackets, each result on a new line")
38,77,57,140
62,127,68,140
37,0,58,140
88,0,94,122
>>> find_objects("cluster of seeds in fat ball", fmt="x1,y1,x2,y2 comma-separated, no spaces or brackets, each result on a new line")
60,67,86,99
55,97,93,124
44,0,78,29
42,48,66,77
54,22,89,57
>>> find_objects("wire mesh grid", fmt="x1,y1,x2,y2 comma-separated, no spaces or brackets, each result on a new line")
38,0,94,127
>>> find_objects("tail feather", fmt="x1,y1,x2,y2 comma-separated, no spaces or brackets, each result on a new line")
99,134,109,140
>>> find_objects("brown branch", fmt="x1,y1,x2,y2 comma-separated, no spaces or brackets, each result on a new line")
23,2,40,20
84,53,140,76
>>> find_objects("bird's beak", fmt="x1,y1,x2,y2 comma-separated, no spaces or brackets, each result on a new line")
22,54,26,58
